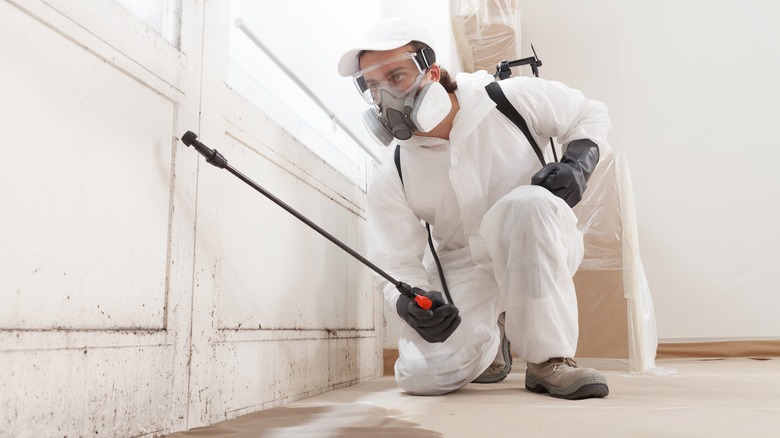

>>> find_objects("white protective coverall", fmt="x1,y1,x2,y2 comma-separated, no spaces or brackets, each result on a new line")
366,70,612,395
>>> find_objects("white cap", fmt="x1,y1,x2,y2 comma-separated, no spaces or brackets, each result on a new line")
337,17,435,77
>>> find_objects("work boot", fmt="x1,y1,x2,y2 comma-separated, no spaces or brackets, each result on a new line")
525,358,609,400
472,313,512,383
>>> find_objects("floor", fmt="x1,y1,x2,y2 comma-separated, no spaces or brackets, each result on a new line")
165,357,780,437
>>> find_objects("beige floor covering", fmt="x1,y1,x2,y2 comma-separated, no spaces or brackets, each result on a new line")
165,357,780,437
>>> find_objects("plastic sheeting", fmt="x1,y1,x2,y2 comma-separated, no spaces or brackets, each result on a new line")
573,154,660,374
450,0,522,73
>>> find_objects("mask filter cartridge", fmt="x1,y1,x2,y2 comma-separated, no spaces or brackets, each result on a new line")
362,81,452,145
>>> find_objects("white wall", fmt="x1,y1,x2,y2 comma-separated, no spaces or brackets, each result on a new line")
0,0,380,435
520,0,780,341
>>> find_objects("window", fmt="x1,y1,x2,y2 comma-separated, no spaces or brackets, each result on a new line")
228,1,382,187
114,0,181,47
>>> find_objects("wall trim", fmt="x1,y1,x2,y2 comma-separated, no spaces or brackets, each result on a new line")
655,340,780,359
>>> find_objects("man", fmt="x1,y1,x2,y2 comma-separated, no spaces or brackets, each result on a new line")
338,17,611,399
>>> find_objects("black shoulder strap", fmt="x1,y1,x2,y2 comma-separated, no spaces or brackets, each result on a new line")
485,81,547,167
394,144,403,184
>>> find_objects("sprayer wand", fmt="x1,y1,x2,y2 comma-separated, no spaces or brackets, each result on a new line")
180,131,433,310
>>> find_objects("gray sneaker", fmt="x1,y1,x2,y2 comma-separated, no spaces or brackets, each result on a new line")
472,313,512,384
525,358,609,400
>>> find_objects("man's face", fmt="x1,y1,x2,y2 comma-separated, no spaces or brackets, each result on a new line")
356,45,424,105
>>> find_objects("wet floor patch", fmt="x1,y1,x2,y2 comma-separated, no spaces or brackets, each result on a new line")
162,403,443,437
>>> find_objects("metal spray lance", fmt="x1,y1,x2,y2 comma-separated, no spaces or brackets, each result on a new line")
179,131,438,310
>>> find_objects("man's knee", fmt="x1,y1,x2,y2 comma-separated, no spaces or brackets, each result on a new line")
394,337,498,395
485,185,568,234
396,369,473,396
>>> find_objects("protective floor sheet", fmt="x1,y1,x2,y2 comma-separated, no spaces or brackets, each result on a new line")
165,358,780,437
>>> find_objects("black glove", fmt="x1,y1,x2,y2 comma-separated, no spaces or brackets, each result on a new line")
531,138,600,207
396,288,461,343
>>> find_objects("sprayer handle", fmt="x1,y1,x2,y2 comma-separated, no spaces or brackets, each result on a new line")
397,282,447,310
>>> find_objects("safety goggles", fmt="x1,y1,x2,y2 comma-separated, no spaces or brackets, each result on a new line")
351,52,427,105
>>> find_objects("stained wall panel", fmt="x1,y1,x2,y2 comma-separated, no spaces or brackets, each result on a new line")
210,134,373,331
1,346,175,436
0,0,174,330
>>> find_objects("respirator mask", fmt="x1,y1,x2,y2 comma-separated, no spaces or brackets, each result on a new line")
352,48,452,146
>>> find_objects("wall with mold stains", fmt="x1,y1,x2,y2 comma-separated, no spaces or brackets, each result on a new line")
0,1,382,436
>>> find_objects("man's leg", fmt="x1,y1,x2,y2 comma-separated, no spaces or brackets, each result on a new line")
471,312,512,384
479,185,608,399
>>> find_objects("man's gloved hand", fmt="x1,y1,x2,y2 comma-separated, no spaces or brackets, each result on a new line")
531,138,600,208
396,288,461,343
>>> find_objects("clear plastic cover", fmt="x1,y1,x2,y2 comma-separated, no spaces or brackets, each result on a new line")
450,0,522,73
573,154,662,374
575,154,624,271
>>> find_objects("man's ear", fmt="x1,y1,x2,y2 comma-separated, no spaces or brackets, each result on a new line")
427,64,441,82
